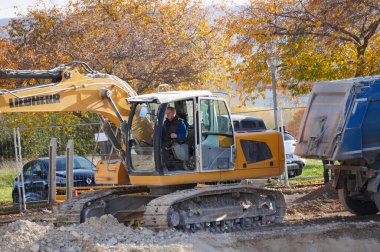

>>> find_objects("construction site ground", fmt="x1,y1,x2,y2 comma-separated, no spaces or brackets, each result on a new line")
1,183,380,252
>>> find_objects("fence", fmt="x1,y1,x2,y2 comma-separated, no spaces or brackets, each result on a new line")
231,106,306,137
0,106,326,212
0,123,116,210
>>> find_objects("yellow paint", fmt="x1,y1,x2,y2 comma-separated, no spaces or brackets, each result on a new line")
218,135,233,147
235,130,285,171
130,130,284,186
0,68,136,126
95,160,130,184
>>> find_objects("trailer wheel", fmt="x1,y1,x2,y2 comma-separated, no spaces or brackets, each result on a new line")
338,189,378,215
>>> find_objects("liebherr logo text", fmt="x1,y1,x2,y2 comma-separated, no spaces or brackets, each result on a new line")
9,94,60,108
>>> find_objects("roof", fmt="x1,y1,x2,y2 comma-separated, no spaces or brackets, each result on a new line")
315,74,380,86
37,156,83,161
230,114,263,121
127,90,214,103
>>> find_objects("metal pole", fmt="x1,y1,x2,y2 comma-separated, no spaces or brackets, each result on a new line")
280,108,289,187
13,128,26,211
66,140,74,200
270,68,279,131
48,138,57,204
13,129,22,212
17,128,26,211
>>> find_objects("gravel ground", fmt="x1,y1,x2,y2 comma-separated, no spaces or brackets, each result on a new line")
1,184,380,252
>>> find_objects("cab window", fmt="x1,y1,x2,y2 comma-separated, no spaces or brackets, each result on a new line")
240,140,272,163
200,99,234,171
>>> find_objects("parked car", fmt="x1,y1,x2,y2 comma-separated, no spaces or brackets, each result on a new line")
12,156,96,203
283,132,306,177
231,115,267,132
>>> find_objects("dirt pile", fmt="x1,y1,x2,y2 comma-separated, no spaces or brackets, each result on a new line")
0,220,51,251
285,183,347,221
2,215,380,252
286,198,346,218
1,184,380,252
294,183,338,203
2,217,380,252
0,215,195,252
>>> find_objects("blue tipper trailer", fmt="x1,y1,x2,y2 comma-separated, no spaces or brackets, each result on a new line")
295,75,380,215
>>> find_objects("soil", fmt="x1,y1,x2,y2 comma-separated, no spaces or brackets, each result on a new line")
1,184,380,252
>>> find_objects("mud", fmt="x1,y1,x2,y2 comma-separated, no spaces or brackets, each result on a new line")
1,184,380,252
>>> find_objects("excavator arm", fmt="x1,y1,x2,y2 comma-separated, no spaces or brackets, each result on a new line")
0,62,137,126
0,62,140,184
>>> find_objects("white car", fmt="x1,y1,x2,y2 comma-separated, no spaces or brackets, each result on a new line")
283,132,306,177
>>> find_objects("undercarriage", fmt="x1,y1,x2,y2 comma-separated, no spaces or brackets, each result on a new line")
54,184,286,232
333,166,380,215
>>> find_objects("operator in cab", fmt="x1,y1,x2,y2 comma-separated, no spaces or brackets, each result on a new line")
162,106,187,167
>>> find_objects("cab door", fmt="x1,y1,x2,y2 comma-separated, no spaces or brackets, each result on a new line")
198,98,235,172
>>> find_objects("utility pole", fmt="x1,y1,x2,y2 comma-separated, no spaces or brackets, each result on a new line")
266,56,280,131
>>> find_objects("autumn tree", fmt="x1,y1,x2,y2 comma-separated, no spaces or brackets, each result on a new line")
285,108,305,138
2,0,229,93
222,0,380,104
0,0,230,150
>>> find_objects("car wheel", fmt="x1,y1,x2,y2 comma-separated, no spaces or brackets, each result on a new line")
298,168,303,176
25,191,46,203
288,170,295,178
297,164,303,176
12,189,19,205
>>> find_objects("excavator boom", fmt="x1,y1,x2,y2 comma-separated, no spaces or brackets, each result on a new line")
0,62,138,184
0,62,136,126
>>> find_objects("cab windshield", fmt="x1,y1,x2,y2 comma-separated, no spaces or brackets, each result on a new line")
129,102,160,171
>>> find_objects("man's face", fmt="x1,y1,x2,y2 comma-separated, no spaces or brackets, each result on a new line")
166,109,175,121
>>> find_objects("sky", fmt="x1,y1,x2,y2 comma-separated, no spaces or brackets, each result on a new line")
0,0,68,19
0,0,250,19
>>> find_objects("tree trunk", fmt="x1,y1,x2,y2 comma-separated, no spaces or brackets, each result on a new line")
355,45,366,77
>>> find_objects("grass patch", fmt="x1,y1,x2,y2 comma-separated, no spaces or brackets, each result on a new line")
297,159,325,178
0,187,13,204
267,159,326,186
288,159,325,184
288,177,324,185
0,170,17,204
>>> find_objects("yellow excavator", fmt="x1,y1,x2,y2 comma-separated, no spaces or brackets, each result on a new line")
0,62,285,231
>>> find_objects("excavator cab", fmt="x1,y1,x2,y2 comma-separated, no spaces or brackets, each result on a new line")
126,91,236,179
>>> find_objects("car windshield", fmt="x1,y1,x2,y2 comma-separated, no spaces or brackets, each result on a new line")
284,133,295,141
56,157,95,171
129,102,160,172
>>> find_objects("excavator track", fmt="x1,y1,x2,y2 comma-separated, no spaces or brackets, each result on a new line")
144,184,286,232
54,186,150,226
